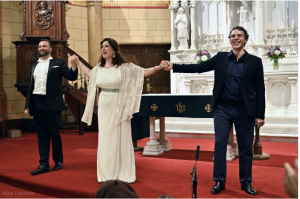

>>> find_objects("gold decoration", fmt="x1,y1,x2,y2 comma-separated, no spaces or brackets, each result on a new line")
175,102,186,113
205,104,212,113
151,104,158,111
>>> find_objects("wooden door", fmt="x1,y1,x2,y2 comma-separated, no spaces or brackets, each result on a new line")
120,44,171,94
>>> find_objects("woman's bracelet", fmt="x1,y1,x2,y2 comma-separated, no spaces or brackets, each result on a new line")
154,66,157,71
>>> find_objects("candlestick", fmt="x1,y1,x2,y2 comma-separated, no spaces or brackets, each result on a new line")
280,19,284,29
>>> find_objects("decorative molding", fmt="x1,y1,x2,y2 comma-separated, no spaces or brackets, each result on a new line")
62,2,70,40
272,82,288,91
101,1,170,9
176,52,188,61
20,1,26,41
195,83,208,94
102,5,169,9
34,1,54,30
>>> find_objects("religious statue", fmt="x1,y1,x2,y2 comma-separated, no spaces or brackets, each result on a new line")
175,7,189,50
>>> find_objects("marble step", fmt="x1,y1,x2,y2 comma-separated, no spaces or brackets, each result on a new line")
162,117,298,125
155,120,298,135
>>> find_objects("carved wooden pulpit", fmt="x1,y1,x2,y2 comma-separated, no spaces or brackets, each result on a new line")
14,1,70,97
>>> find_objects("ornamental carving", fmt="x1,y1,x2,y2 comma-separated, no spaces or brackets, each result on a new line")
176,52,188,61
34,1,54,30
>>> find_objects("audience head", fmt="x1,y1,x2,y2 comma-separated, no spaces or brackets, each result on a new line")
95,180,138,198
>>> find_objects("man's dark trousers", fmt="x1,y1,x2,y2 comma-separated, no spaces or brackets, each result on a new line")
33,94,63,167
213,102,255,183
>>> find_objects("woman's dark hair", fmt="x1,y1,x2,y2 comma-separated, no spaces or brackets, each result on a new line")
228,26,249,46
99,38,128,67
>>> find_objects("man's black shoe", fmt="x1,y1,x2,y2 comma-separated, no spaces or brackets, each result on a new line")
211,181,225,194
30,165,50,175
241,181,257,196
53,162,63,171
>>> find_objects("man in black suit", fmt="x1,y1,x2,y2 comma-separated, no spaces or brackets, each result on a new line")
164,26,265,195
25,39,78,175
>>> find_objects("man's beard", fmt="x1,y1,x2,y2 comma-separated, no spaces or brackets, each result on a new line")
38,50,50,57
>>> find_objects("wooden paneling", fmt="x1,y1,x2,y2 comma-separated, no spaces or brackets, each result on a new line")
120,44,171,94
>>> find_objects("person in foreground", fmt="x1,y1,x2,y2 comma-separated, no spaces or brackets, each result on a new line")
284,159,298,198
70,38,166,183
25,39,78,175
95,180,139,198
164,26,265,195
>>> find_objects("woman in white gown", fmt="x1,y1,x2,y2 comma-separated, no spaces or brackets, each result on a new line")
70,38,166,183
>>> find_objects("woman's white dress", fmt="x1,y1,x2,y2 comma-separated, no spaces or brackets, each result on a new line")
96,66,136,183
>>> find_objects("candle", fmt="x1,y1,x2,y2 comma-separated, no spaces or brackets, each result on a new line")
198,26,201,36
208,26,211,35
280,19,284,29
218,25,221,34
269,20,272,29
292,18,294,28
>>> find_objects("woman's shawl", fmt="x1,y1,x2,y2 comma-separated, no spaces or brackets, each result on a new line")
81,62,145,126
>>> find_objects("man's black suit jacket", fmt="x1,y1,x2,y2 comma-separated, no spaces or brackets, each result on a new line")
25,58,78,116
173,52,265,119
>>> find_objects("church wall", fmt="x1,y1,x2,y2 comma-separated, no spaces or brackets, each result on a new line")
66,4,89,63
1,1,27,120
102,8,171,43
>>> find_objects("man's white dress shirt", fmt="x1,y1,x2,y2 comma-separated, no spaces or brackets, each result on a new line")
32,56,53,95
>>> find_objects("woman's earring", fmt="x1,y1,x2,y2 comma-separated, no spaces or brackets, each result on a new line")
113,52,115,58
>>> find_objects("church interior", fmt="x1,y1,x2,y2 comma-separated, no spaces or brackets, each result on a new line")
0,1,298,198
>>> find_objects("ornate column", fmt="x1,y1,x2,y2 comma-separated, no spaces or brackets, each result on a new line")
287,77,298,112
254,1,265,56
225,1,231,44
254,1,264,44
88,1,103,66
169,1,179,50
189,0,197,50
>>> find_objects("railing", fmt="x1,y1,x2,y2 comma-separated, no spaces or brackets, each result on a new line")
62,45,100,133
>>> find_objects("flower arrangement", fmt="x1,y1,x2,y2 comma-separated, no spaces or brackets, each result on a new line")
264,45,286,70
195,50,211,64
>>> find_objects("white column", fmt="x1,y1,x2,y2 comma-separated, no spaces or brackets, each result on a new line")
254,1,264,44
181,0,188,8
184,80,192,94
287,77,298,112
169,1,179,50
189,0,197,50
156,117,173,151
225,1,231,44
254,1,265,57
264,78,271,112
143,117,164,155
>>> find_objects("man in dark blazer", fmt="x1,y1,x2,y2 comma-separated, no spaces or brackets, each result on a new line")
25,39,78,175
164,26,265,195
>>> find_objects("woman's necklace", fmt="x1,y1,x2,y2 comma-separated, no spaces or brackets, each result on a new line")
105,64,109,68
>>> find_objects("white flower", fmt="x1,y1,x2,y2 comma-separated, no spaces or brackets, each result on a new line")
196,56,201,62
201,55,208,61
274,50,281,56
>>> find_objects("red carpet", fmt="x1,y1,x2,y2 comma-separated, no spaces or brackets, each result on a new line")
0,131,297,198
